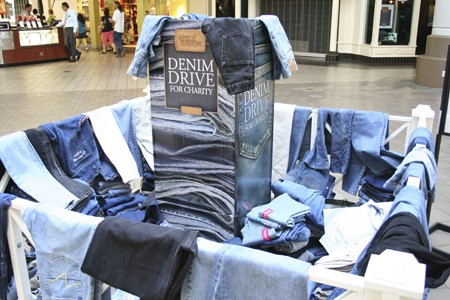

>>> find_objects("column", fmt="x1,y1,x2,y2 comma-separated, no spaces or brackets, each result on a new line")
371,0,382,46
432,0,450,36
416,0,450,88
87,0,101,49
329,0,340,52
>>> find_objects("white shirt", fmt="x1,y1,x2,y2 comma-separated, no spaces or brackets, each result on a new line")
112,9,125,33
57,8,78,33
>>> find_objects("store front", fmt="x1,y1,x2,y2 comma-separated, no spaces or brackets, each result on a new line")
248,0,434,64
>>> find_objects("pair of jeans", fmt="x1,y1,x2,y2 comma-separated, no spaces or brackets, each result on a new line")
25,127,95,207
130,96,155,170
288,106,313,172
202,17,255,95
41,114,103,184
0,132,78,208
304,108,354,174
384,146,437,194
343,111,402,194
257,15,296,80
246,193,310,227
0,193,15,300
110,100,144,176
272,179,325,228
23,203,103,300
357,172,395,204
127,15,174,78
113,31,124,53
181,237,311,300
284,151,336,199
81,217,199,300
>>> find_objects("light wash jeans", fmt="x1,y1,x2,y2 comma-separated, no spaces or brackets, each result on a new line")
257,15,296,79
181,238,311,300
23,203,103,300
0,132,78,209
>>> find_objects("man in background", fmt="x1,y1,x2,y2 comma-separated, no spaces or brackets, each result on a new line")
56,2,81,62
20,3,32,18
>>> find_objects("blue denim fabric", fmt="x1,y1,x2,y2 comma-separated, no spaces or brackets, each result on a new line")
106,195,144,216
99,193,134,212
25,127,95,204
304,108,331,170
284,151,336,199
110,100,144,176
127,15,174,78
0,193,15,300
384,146,437,194
329,109,354,174
357,173,395,204
23,203,103,300
261,221,310,246
0,132,78,209
41,114,102,184
202,18,255,95
180,13,210,20
407,127,435,154
288,106,312,172
181,238,311,300
342,111,402,195
76,199,101,216
271,180,325,228
246,193,310,227
113,31,124,53
256,15,295,80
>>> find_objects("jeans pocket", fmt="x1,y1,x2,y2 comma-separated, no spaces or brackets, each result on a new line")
221,32,253,66
69,135,94,171
46,254,83,299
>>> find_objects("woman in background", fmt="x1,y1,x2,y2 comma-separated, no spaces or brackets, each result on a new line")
99,7,115,54
76,13,89,52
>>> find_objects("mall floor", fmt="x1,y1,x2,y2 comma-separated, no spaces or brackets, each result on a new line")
0,50,449,298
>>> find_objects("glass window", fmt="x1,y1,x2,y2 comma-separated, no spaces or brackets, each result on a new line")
379,0,414,46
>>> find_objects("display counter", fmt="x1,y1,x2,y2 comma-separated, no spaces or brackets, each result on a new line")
0,27,69,65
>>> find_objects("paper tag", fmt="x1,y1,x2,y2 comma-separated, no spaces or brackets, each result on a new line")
181,106,203,115
174,30,206,53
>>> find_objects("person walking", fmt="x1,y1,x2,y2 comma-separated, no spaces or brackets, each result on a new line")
99,7,115,54
76,13,89,52
56,2,81,62
112,1,126,57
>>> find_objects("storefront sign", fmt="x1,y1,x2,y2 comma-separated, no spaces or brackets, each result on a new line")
164,42,218,113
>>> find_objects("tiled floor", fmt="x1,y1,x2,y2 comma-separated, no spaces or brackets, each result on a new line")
0,51,449,298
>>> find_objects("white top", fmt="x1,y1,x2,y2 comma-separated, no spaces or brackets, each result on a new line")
56,8,78,33
112,9,125,33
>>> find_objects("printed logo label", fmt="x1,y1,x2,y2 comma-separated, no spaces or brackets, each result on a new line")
261,208,273,219
261,228,271,241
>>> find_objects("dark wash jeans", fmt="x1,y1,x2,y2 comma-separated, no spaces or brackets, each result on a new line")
41,115,103,184
202,18,255,95
25,128,95,208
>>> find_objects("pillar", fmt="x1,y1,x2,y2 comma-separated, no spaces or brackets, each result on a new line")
416,0,450,88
